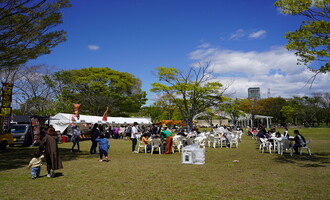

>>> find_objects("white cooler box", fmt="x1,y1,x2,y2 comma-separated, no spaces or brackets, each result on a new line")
182,144,205,165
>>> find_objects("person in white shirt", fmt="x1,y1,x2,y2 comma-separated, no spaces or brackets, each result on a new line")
131,122,140,153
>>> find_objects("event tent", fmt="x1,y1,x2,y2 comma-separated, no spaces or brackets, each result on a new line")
50,113,152,133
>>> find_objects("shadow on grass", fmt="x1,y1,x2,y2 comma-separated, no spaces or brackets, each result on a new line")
273,152,330,168
53,172,64,178
0,146,93,171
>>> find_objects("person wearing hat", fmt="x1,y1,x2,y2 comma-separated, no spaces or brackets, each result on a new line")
131,122,140,153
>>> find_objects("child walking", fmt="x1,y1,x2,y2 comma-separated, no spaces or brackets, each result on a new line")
95,134,110,162
27,151,44,179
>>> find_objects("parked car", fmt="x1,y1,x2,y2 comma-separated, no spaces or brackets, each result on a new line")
11,124,33,146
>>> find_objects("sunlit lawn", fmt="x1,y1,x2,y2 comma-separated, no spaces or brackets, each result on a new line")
0,128,329,200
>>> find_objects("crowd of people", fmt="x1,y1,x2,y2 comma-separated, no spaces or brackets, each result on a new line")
27,122,308,179
248,125,307,154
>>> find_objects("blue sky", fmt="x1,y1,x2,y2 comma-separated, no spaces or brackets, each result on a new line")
29,0,329,104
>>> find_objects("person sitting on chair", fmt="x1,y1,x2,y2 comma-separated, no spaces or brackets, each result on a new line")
292,130,306,154
176,129,187,137
141,133,151,152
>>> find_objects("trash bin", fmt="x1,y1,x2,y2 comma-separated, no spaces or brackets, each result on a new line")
182,144,205,165
61,136,68,143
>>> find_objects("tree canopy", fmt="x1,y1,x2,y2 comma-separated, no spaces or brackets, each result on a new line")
150,65,227,129
50,67,147,116
274,0,330,75
219,99,245,128
0,0,71,70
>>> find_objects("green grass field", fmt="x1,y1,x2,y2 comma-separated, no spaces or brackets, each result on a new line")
0,128,329,200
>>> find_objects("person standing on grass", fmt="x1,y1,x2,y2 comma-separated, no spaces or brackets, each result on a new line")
131,122,140,153
161,127,173,154
90,123,100,154
113,126,120,139
125,125,132,140
39,127,63,178
95,134,110,162
71,126,81,152
27,151,44,179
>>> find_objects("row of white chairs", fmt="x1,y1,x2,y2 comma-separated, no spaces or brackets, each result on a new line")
136,130,245,154
192,131,243,149
258,137,312,156
137,138,163,154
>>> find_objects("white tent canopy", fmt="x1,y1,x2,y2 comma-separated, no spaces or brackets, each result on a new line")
216,112,273,128
50,113,152,133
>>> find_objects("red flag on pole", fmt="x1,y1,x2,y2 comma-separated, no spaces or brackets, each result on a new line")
102,107,108,121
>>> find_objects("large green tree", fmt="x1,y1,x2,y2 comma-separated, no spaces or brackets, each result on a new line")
152,93,182,121
258,97,287,125
238,98,261,127
132,105,164,123
274,0,330,75
0,0,71,70
280,105,296,125
286,96,321,126
50,67,147,116
150,65,227,130
219,99,245,128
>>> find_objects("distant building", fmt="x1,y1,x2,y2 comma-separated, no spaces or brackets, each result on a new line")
248,87,260,99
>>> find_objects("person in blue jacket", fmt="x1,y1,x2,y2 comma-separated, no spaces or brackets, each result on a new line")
95,134,110,162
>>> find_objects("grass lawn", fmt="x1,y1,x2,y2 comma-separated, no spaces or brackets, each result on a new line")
0,128,329,200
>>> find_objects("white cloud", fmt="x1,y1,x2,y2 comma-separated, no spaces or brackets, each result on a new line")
229,29,267,40
249,30,267,39
230,29,246,40
188,46,330,99
88,45,100,50
197,42,211,49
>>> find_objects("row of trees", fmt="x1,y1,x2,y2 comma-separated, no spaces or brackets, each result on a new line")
236,95,330,127
137,93,330,128
1,66,147,117
2,63,329,129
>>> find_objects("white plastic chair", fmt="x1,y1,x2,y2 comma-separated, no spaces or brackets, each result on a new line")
185,137,194,146
206,135,218,148
196,138,206,149
299,139,312,155
237,131,243,143
151,139,162,154
137,139,147,153
219,137,226,148
278,138,293,155
260,138,272,153
230,134,239,148
172,136,184,153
